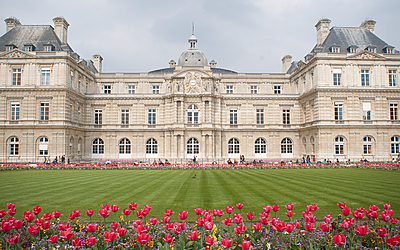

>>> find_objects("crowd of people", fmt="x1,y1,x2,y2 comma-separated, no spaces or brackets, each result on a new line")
44,155,69,165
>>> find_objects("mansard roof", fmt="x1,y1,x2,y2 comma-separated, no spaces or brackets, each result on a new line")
148,67,237,74
0,25,73,52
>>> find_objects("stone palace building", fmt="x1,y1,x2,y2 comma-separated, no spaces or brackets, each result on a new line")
0,17,399,163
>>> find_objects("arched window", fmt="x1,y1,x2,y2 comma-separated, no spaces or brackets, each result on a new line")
255,138,266,154
391,136,400,154
363,136,373,154
119,138,131,154
187,138,199,154
334,136,345,155
228,138,240,154
92,138,104,154
39,137,49,156
9,137,19,155
146,138,157,154
281,138,293,154
187,105,199,124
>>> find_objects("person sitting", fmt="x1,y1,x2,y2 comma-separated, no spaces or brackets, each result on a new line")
227,158,233,165
158,158,164,166
252,159,257,165
165,159,170,165
212,160,217,165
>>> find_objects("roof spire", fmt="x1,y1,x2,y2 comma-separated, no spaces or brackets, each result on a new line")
188,23,197,49
192,22,194,35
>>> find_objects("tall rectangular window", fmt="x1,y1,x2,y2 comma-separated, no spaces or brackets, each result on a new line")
389,70,397,86
274,85,281,94
362,102,371,120
41,68,50,85
152,85,160,94
78,107,81,123
230,109,237,124
40,102,49,120
283,109,290,124
256,109,264,124
121,109,129,124
303,107,307,122
11,102,20,120
334,102,343,120
390,103,398,120
148,109,156,124
128,85,135,94
250,85,258,94
94,109,102,124
12,68,21,86
70,71,74,88
361,69,370,86
69,104,73,121
333,69,341,86
104,85,111,94
226,85,233,94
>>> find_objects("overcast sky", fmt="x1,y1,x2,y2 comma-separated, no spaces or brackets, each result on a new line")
1,0,400,73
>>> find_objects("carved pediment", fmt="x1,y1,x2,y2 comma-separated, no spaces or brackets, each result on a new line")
347,50,385,60
0,49,36,59
172,69,211,79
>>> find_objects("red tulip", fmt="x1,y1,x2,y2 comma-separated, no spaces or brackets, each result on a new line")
233,213,243,224
73,210,82,217
136,224,149,234
111,204,119,213
306,222,315,232
378,228,389,237
366,210,379,219
286,210,295,218
87,222,98,232
247,212,255,220
263,205,272,213
306,204,319,212
236,203,244,209
117,227,127,237
33,205,42,215
104,230,119,242
239,240,251,250
271,216,279,225
163,216,171,223
164,223,173,231
188,230,200,241
72,238,82,249
7,203,15,210
60,228,74,240
42,220,51,229
35,218,44,226
144,204,152,211
102,204,110,210
195,207,203,215
137,233,151,245
150,217,158,225
305,214,316,223
285,203,294,210
48,235,59,244
384,203,391,210
353,209,364,219
355,225,369,236
342,207,351,216
136,209,144,218
340,219,352,229
165,233,175,243
286,223,295,233
99,208,110,219
28,225,40,236
260,215,271,225
234,224,247,234
179,210,188,220
129,202,137,211
324,214,334,224
204,221,214,230
369,204,380,211
196,217,204,227
302,209,311,218
1,221,12,232
205,235,215,246
53,210,63,218
337,202,346,209
12,220,23,230
68,213,75,220
274,220,286,232
226,206,234,214
295,221,301,228
0,210,7,218
142,207,150,217
164,209,174,216
222,217,233,226
222,237,233,248
110,222,119,229
181,220,186,230
43,212,53,221
272,205,280,212
254,222,263,231
390,217,399,224
386,235,400,247
333,234,346,246
319,222,330,232
87,235,98,246
58,222,71,231
8,209,16,216
204,213,215,222
6,233,20,244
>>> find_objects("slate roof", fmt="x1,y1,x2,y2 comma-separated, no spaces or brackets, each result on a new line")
0,25,73,52
148,67,237,74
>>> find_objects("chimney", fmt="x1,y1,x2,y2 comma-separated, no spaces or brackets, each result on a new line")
281,55,292,73
93,54,103,73
4,17,21,32
169,60,176,68
360,19,376,34
315,18,331,46
209,60,217,68
52,17,69,44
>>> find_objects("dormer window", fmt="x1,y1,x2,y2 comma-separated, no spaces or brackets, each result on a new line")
384,46,395,54
43,44,54,52
5,44,17,51
24,43,35,52
365,46,376,53
348,46,358,53
330,46,340,53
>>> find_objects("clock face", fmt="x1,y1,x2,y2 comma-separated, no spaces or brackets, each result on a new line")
190,80,196,86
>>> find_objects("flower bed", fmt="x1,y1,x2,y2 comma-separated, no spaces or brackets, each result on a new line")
1,202,399,249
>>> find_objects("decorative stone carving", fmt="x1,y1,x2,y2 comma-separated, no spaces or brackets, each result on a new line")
4,50,30,58
213,80,220,93
184,72,202,94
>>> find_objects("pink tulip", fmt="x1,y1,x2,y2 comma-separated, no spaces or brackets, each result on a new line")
236,203,244,209
179,210,188,220
285,203,294,210
226,206,233,214
239,240,251,250
333,234,346,246
222,237,233,248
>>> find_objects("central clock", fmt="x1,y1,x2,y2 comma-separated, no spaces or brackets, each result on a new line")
190,80,196,86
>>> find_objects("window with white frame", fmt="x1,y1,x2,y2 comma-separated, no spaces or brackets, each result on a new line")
281,138,293,154
44,45,53,52
92,138,104,154
9,137,19,155
361,69,370,86
255,138,266,154
69,104,73,121
94,109,102,124
331,47,340,53
334,102,343,120
333,69,342,86
12,68,21,86
335,136,345,155
349,47,357,53
128,85,135,94
152,85,160,94
78,107,81,123
230,109,237,124
391,136,400,154
121,109,129,125
389,70,397,86
11,102,20,120
187,138,200,154
104,85,111,94
40,102,49,120
363,136,373,154
228,138,240,154
146,138,157,154
25,45,34,52
366,47,376,53
274,85,281,94
386,47,394,54
148,109,156,124
390,103,398,120
362,102,371,120
250,85,258,94
39,137,49,156
256,109,264,124
119,138,131,154
226,85,233,94
282,109,290,124
187,105,199,124
41,68,50,85
311,137,315,153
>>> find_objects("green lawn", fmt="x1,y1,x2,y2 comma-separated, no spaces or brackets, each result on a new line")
0,168,399,221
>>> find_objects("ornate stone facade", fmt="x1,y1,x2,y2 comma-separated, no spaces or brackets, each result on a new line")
0,17,399,163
